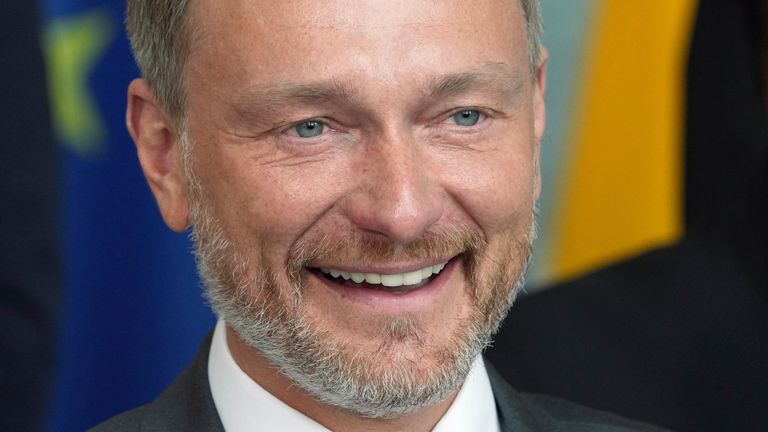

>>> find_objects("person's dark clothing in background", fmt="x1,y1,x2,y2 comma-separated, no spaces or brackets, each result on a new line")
486,1,768,431
0,1,59,431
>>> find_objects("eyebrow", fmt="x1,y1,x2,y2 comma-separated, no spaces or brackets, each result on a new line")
226,62,526,125
226,79,359,125
425,62,526,102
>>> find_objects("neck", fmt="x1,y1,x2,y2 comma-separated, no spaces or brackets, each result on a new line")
226,325,459,432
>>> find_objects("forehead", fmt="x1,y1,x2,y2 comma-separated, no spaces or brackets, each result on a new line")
185,0,528,98
188,0,521,26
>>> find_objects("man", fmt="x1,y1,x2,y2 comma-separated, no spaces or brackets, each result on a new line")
94,0,664,430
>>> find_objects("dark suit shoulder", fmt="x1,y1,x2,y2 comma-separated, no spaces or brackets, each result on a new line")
486,361,668,431
88,405,147,432
519,393,669,431
89,333,224,432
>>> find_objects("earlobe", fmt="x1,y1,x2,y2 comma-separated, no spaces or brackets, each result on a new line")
126,79,190,232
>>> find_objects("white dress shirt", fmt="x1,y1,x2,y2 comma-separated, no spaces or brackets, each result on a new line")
209,320,500,431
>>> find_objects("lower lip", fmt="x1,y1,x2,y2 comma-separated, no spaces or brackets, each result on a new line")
311,257,460,312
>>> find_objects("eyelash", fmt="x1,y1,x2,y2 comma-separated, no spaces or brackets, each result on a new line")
276,106,493,141
280,118,337,139
440,107,492,128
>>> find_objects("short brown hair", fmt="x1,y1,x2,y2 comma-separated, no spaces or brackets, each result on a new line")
125,0,542,123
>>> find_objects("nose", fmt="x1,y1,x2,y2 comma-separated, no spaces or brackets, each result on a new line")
341,131,443,244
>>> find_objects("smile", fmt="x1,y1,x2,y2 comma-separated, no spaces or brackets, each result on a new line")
309,257,459,309
318,262,448,288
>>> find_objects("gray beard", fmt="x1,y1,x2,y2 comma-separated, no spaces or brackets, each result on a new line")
183,142,534,418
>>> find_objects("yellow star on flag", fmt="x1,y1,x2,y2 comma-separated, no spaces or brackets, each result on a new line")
44,10,114,157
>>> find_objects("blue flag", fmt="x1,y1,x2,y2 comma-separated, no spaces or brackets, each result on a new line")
42,1,215,430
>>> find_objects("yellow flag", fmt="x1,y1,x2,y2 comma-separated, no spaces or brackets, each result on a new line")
550,0,698,281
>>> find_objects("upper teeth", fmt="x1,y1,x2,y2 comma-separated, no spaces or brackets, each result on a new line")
320,262,447,287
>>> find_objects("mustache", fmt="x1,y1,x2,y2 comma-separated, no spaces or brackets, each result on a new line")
286,224,487,279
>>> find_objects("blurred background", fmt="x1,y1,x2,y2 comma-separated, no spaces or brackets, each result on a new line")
0,0,764,431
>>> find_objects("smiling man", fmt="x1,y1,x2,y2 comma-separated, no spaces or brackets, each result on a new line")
94,1,664,431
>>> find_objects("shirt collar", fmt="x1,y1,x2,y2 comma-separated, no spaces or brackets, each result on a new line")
208,320,499,432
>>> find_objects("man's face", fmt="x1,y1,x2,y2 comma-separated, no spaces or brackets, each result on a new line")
180,0,545,417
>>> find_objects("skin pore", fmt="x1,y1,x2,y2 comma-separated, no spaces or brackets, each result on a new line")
126,0,547,431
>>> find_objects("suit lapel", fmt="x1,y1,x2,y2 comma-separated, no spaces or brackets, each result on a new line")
485,359,552,432
140,332,225,431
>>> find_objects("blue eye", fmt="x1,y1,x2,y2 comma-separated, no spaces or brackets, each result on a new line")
294,120,324,138
452,110,481,126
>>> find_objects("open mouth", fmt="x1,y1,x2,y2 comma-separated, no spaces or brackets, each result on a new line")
309,258,454,294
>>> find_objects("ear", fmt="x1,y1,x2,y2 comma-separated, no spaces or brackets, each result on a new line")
532,47,548,199
126,79,190,232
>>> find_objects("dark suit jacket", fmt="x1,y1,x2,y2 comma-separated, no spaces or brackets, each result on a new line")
91,333,666,431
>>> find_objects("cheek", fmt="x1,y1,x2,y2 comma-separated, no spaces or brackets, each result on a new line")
440,146,537,234
196,146,352,250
